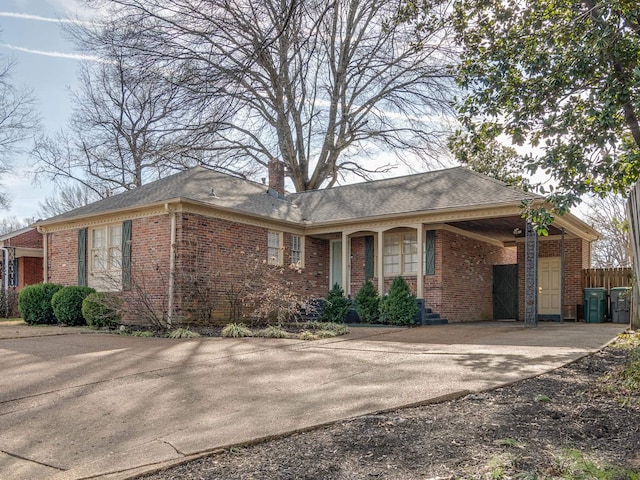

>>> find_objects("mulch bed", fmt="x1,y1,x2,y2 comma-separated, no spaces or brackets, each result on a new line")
140,331,640,479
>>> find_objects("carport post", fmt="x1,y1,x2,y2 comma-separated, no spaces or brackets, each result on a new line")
524,222,538,327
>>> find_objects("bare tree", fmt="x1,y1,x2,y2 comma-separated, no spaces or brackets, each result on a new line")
584,194,632,268
37,183,99,219
32,30,232,196
0,51,39,208
81,0,457,191
0,216,36,235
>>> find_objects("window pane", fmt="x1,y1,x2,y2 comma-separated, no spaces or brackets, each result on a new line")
403,233,417,273
92,228,105,249
268,231,281,265
291,235,302,265
109,225,122,247
383,234,400,274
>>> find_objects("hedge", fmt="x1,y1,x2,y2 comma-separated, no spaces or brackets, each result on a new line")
52,286,96,326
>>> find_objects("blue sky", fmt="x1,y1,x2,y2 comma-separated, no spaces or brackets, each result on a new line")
0,0,90,220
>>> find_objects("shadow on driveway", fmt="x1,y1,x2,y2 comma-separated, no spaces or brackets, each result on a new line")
0,321,625,480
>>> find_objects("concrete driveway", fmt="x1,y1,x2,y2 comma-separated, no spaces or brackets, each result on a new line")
0,321,625,480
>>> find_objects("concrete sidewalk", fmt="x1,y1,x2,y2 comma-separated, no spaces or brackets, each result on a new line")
0,322,625,479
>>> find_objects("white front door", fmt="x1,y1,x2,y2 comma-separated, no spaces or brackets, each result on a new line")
330,240,342,289
538,257,561,315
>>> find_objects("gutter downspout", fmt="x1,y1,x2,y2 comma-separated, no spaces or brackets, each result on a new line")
165,203,177,328
37,226,48,282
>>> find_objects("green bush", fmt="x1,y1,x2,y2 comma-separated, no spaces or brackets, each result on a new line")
354,280,380,323
82,292,121,328
320,283,350,323
18,283,63,324
52,286,96,326
379,276,418,325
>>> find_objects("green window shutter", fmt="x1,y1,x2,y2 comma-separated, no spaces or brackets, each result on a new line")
364,235,374,280
425,230,435,276
122,220,132,291
78,228,87,286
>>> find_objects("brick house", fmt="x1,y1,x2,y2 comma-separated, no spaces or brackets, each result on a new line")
35,162,597,325
0,227,44,291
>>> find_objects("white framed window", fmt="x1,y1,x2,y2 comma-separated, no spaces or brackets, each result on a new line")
267,230,283,265
291,235,304,267
383,231,417,275
90,224,122,276
90,224,122,272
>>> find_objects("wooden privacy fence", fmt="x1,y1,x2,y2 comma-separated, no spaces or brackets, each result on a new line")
582,267,633,289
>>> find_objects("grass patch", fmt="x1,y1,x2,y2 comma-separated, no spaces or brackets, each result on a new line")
493,438,523,448
304,321,349,335
254,326,291,338
221,323,253,338
131,330,155,337
599,331,640,404
167,328,201,339
534,394,552,403
554,448,639,479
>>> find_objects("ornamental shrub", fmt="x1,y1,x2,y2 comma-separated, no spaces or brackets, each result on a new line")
320,283,350,323
82,292,121,328
52,286,96,326
18,283,63,325
379,276,418,325
354,280,380,324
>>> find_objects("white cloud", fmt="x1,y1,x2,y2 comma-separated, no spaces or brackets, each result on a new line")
0,43,100,62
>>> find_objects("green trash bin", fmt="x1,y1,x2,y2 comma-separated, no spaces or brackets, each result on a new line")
610,287,631,324
584,288,607,323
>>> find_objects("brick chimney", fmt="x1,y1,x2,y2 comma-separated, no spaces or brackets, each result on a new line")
268,158,285,196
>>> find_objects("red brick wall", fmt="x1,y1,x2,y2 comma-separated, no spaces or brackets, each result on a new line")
47,229,78,285
48,216,172,325
438,230,517,323
349,236,367,295
19,257,43,288
348,229,517,322
517,237,589,320
174,213,329,325
4,229,42,249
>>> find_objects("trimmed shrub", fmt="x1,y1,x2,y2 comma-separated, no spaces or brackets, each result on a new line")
52,286,96,326
379,276,418,325
354,280,380,324
82,292,121,328
18,283,63,324
320,283,350,323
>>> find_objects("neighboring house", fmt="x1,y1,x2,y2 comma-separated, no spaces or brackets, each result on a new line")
0,227,44,290
35,161,598,325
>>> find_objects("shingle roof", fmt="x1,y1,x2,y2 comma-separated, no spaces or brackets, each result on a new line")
42,167,303,224
291,167,539,224
40,166,538,226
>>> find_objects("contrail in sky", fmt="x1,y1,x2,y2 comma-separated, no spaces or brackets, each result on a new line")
0,43,100,62
0,11,95,25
